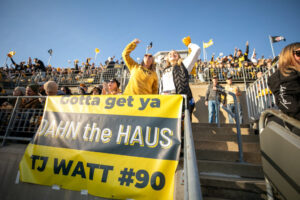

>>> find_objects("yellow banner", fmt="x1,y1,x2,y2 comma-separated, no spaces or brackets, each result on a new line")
19,95,183,199
45,95,182,118
20,144,177,200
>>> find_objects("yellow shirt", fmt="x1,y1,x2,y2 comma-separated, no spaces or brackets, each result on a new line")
122,41,158,95
225,84,241,104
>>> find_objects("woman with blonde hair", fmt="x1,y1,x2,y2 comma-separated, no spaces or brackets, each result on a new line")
268,42,300,120
161,36,201,114
122,39,158,95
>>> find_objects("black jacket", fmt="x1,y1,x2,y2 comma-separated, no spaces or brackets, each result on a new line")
35,59,46,72
10,58,25,71
268,69,300,120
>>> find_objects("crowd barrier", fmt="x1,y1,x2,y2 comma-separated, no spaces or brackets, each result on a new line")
245,64,278,121
0,96,45,146
195,65,268,83
1,64,270,91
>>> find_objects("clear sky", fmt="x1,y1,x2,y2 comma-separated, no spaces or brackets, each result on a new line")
0,0,299,68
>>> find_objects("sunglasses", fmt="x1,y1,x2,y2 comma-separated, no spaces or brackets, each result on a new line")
293,50,300,57
144,54,152,58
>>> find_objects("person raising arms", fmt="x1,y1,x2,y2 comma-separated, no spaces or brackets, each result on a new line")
122,39,158,95
161,36,201,114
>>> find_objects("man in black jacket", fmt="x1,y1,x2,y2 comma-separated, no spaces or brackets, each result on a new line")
33,58,46,72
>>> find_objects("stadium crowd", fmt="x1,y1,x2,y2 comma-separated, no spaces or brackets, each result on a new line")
194,42,277,82
0,41,278,90
1,39,298,128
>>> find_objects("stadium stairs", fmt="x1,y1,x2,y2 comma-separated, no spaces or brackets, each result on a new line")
174,123,266,200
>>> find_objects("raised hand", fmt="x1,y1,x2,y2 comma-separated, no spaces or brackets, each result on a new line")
133,39,141,44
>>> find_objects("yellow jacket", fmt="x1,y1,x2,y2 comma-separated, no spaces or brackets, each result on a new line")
122,41,158,95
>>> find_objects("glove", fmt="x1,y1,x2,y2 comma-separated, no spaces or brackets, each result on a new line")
182,36,191,47
7,53,12,58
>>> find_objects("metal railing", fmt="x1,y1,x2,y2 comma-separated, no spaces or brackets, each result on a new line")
0,96,45,146
183,95,202,200
219,89,244,162
246,65,278,121
0,67,129,89
195,65,268,83
1,64,270,92
259,109,300,134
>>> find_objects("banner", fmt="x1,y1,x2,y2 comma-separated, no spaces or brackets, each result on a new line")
19,95,183,200
270,36,286,43
203,39,213,48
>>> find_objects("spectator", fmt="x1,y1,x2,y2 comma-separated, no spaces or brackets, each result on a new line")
7,54,26,71
107,57,116,69
234,41,249,67
25,84,39,96
91,87,102,95
205,75,226,124
79,83,88,94
224,75,243,124
122,38,158,95
160,36,200,114
20,84,43,109
1,86,26,109
44,81,58,96
102,78,122,95
13,87,26,96
61,86,72,95
74,60,79,72
39,83,46,96
78,87,86,95
33,58,46,72
251,48,258,63
268,42,300,120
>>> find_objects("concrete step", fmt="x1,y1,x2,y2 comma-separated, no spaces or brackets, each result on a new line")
200,175,266,200
192,133,259,142
194,140,260,152
195,150,262,164
198,160,264,179
192,126,254,135
192,123,250,128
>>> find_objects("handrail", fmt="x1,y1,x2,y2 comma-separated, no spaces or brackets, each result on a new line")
183,95,203,200
218,89,244,162
259,109,300,134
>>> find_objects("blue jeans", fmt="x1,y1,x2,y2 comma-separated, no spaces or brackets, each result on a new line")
227,103,243,124
208,100,219,123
